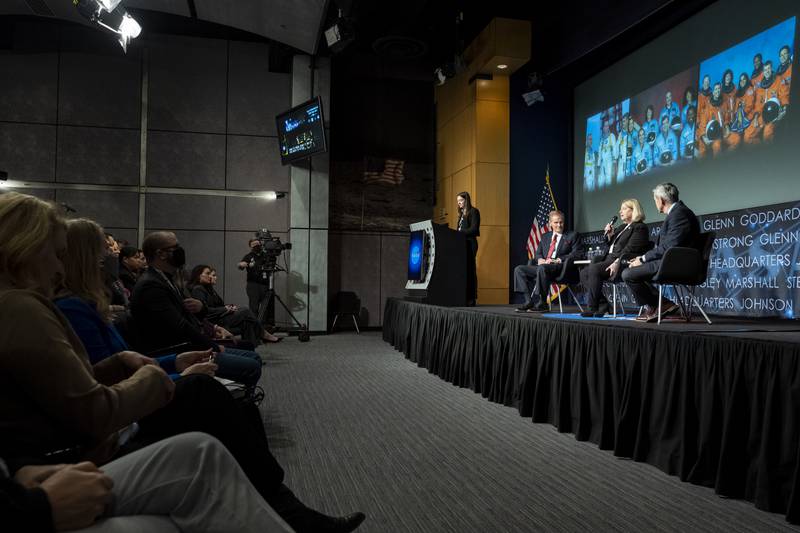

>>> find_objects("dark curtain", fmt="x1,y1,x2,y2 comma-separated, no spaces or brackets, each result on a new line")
383,298,800,523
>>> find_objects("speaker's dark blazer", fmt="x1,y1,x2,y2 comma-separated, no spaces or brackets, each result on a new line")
458,208,481,239
531,230,582,264
606,221,650,261
643,201,700,262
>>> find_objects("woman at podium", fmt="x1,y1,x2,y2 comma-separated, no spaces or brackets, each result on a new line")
457,191,481,306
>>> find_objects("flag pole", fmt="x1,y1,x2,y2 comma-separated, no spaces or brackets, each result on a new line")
545,164,558,210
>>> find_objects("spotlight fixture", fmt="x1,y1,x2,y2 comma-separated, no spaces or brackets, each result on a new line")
73,0,142,52
497,64,508,70
434,67,446,86
522,71,545,106
433,55,465,87
324,9,355,54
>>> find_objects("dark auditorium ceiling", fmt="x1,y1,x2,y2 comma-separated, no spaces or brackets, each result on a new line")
0,0,327,53
0,0,715,81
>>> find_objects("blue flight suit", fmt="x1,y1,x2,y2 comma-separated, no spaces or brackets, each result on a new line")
653,130,678,166
632,142,653,174
659,102,681,126
679,124,696,159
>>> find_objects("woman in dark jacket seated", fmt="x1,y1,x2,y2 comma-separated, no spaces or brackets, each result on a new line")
579,198,651,317
189,264,281,346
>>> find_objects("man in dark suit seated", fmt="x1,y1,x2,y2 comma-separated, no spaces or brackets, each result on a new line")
579,198,651,317
130,231,262,386
621,182,700,322
514,210,582,312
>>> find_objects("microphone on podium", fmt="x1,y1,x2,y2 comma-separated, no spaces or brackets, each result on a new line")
604,215,618,235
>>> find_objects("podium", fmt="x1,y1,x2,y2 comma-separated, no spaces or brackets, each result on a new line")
405,220,467,306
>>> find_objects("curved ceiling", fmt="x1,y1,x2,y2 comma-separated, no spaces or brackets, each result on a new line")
0,0,328,53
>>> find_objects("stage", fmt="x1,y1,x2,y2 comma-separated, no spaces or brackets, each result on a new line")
382,298,800,523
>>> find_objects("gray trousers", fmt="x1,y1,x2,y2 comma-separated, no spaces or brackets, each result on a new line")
513,263,561,305
81,432,294,533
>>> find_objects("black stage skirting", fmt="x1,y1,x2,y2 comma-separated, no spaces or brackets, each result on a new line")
382,298,800,523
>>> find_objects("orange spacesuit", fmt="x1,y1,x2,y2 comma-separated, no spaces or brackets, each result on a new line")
696,84,727,158
726,75,758,149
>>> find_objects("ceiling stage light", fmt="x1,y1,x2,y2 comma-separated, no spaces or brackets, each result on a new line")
73,0,142,53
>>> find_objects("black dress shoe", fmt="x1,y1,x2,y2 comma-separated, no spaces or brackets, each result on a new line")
593,303,609,318
292,511,366,533
580,308,597,318
316,512,366,533
531,303,550,312
515,303,534,312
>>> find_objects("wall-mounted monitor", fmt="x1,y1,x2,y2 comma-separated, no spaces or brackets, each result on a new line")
276,96,327,165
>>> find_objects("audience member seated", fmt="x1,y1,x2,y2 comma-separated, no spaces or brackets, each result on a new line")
55,218,217,381
579,198,650,317
621,182,700,322
0,192,366,533
3,432,294,532
102,232,127,311
513,210,582,312
118,245,146,294
129,231,264,385
189,264,281,347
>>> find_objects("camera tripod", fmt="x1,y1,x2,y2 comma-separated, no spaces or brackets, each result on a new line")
256,268,310,342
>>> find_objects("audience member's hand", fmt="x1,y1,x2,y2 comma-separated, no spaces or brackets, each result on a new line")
225,304,238,312
40,462,113,532
237,261,249,270
537,258,547,265
214,325,233,340
117,351,157,371
14,464,69,488
181,361,218,377
183,298,204,314
629,257,643,268
175,349,213,372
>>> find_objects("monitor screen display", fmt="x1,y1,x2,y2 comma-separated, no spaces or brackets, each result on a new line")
408,230,426,281
276,96,327,165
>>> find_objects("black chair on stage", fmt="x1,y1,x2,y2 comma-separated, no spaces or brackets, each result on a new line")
651,231,716,325
601,241,654,318
530,258,585,313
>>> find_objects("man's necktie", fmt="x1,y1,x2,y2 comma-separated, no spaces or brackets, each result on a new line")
547,235,557,259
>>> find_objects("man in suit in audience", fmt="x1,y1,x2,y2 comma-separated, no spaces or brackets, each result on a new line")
514,210,583,312
130,231,262,386
622,182,700,322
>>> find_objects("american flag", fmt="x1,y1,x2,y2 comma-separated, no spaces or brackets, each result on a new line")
363,157,405,186
526,168,562,300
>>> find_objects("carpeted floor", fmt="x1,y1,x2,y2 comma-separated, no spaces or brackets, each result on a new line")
257,332,799,533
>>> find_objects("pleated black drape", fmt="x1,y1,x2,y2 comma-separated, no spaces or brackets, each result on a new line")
382,298,800,523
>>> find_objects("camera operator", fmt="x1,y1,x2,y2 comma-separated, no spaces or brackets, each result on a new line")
238,238,274,325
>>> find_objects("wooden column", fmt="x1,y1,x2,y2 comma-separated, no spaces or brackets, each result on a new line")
434,18,529,304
